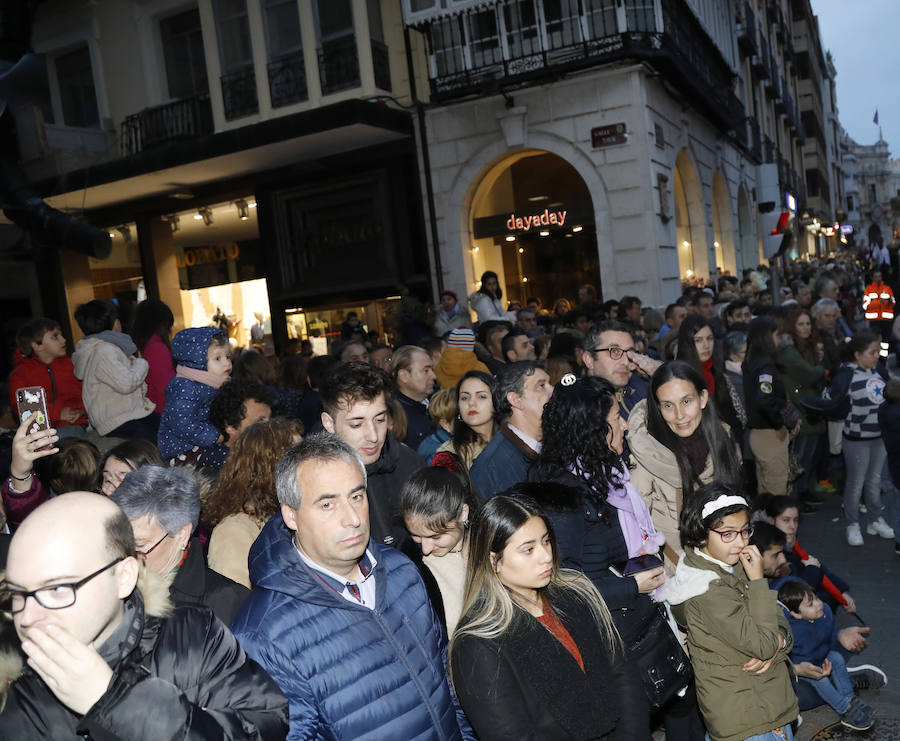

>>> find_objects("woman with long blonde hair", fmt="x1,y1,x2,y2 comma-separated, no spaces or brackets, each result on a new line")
205,417,303,587
449,494,646,740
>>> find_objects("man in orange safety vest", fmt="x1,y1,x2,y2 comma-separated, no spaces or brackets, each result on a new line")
863,270,895,349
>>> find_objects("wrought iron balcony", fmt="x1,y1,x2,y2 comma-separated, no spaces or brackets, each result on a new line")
372,40,391,91
318,36,360,94
221,67,259,120
120,93,213,156
737,2,758,56
418,0,744,133
268,50,308,108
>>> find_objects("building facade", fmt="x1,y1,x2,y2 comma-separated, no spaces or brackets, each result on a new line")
3,0,431,353
841,133,900,249
402,0,817,308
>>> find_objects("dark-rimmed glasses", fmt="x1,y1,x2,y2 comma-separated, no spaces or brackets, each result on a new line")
709,525,754,543
137,533,169,558
3,556,125,614
586,346,634,360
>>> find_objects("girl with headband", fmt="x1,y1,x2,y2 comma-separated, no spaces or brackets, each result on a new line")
668,483,799,741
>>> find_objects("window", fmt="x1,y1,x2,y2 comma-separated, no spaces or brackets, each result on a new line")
583,0,618,39
543,0,583,50
263,0,307,106
466,9,501,70
869,184,877,204
160,9,209,99
429,16,465,78
314,0,359,93
55,46,99,127
847,195,853,211
504,1,541,59
214,0,258,119
625,0,656,32
367,0,390,90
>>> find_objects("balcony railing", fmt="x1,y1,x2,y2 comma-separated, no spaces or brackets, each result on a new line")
318,36,360,94
120,93,213,156
423,0,743,132
737,2,757,56
221,67,259,120
372,39,391,91
268,50,308,108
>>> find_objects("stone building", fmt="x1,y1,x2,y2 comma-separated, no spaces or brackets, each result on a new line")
402,0,813,308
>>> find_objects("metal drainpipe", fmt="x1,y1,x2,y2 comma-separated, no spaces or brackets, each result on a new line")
403,24,444,297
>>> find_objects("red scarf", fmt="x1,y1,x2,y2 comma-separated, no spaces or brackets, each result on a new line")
701,357,716,395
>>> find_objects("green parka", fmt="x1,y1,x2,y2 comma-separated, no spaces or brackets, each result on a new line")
668,547,798,741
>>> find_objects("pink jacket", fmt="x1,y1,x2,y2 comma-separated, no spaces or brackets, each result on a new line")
141,334,175,413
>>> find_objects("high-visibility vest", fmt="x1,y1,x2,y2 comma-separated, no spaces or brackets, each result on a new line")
863,281,895,320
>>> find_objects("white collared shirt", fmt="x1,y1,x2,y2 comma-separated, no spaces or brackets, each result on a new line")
507,423,542,454
296,546,378,610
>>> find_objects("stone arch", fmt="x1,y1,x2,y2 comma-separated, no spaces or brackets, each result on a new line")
442,131,614,302
712,171,736,278
673,149,707,279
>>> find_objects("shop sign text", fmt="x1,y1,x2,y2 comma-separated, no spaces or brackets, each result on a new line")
176,243,240,269
591,123,627,148
506,209,567,232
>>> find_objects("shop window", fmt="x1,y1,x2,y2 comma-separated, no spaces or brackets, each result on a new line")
55,46,100,128
583,0,618,39
314,0,360,93
161,8,209,100
214,0,259,119
263,0,308,106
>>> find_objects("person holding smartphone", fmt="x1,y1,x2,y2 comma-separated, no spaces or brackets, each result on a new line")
1,416,58,531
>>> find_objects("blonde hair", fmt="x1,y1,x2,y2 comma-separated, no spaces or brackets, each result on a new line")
448,494,619,685
427,387,457,425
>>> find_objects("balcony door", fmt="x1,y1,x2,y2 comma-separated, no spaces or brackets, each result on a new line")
314,0,360,93
160,9,209,100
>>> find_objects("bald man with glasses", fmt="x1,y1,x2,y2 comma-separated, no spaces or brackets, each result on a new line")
582,320,661,420
0,491,287,739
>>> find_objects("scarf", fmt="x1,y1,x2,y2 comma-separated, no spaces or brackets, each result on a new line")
176,364,229,389
600,465,666,558
700,357,716,395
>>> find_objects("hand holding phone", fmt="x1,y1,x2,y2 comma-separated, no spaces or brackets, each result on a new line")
16,386,51,437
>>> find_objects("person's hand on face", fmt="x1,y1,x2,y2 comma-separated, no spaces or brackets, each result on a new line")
626,350,661,378
739,545,764,580
20,623,113,715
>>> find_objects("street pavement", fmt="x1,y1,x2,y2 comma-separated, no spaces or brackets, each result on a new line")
793,487,898,740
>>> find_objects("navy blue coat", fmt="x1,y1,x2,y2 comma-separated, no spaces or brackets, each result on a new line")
469,425,537,500
231,516,474,741
158,327,227,458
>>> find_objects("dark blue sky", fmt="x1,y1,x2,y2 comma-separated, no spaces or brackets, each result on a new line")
814,0,898,157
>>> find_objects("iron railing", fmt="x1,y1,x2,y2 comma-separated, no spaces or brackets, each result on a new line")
120,93,213,156
318,36,360,94
268,50,308,108
221,67,259,120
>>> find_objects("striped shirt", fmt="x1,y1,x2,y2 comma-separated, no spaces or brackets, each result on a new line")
843,365,885,440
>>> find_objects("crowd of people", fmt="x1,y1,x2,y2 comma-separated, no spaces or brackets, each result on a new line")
0,249,895,740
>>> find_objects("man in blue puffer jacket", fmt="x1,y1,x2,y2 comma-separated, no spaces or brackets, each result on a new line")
231,433,474,741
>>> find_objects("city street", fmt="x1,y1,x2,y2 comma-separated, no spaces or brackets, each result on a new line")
793,490,898,740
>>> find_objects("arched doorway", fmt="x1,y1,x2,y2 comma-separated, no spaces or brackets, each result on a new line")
712,172,736,278
736,185,757,272
469,151,601,307
673,150,706,280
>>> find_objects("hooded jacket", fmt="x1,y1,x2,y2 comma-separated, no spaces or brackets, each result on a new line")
366,431,424,553
158,327,227,459
667,547,797,741
468,291,506,323
0,568,288,740
230,516,475,741
72,333,154,436
627,400,716,570
8,351,87,427
433,349,489,390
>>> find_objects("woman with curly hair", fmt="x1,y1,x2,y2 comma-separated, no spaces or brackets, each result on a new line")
206,417,303,587
529,374,704,739
435,370,497,470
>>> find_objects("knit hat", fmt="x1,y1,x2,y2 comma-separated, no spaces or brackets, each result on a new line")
440,290,458,301
447,328,475,351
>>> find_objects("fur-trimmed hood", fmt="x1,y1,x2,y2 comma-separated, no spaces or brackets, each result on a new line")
0,564,172,700
666,547,732,608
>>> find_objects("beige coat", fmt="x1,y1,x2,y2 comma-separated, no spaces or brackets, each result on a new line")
627,399,716,573
208,512,263,588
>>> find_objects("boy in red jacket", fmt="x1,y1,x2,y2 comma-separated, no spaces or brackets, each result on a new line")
9,318,87,436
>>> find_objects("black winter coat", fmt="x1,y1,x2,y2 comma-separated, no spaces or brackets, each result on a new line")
525,472,657,643
0,588,288,739
451,588,647,740
170,536,249,625
743,354,789,430
365,431,424,553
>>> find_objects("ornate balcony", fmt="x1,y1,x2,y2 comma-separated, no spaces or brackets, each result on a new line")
268,50,308,108
120,93,213,156
415,0,744,133
221,67,259,120
318,36,360,94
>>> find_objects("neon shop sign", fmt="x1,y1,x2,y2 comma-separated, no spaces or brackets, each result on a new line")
506,209,567,232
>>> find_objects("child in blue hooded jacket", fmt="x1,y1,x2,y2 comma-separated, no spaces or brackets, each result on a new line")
158,327,232,459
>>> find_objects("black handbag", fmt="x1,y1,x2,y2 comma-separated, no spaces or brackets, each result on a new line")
624,602,694,709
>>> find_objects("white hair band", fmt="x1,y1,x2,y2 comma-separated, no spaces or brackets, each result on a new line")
701,494,748,520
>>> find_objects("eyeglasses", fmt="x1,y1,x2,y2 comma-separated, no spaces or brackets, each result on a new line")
709,525,754,543
137,533,169,558
2,557,125,614
587,346,634,360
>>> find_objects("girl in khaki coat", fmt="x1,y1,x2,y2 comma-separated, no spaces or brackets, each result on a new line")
628,361,741,572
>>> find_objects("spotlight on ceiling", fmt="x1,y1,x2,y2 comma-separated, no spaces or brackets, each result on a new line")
198,207,213,226
235,199,249,220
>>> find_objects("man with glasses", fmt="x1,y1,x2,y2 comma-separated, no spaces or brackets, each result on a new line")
0,491,288,738
582,321,660,420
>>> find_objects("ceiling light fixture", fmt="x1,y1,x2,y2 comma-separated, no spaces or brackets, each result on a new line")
505,235,516,242
235,199,249,220
198,207,213,226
